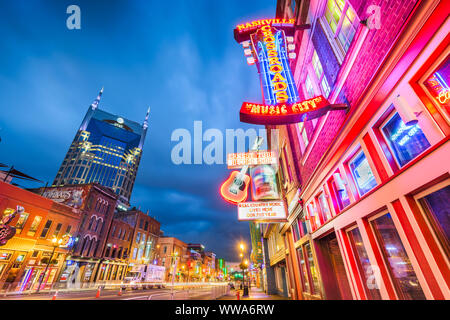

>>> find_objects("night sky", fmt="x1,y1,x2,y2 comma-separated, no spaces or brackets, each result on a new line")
0,0,276,261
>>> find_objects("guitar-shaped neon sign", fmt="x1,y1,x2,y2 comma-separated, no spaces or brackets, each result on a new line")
220,136,264,205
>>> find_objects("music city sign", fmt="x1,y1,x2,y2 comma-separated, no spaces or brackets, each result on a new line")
234,19,346,125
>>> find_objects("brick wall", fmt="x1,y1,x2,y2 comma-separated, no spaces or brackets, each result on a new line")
293,0,418,187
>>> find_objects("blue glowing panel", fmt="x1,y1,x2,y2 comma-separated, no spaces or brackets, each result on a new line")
382,113,430,167
349,151,377,196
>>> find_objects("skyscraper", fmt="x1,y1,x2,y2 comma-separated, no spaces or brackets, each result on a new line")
53,88,149,204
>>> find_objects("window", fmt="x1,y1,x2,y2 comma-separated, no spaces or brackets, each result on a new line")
381,112,431,167
305,243,321,296
308,202,321,229
144,221,149,231
371,213,426,300
27,216,42,236
296,246,310,293
318,193,332,221
132,248,138,259
65,225,72,235
53,223,63,237
323,0,359,54
304,74,315,99
423,54,450,123
136,232,141,244
39,219,52,238
332,173,351,210
310,50,331,98
163,246,167,254
298,121,309,150
139,219,144,229
14,211,29,234
292,220,301,242
418,184,450,256
111,225,116,237
347,227,381,299
349,151,377,196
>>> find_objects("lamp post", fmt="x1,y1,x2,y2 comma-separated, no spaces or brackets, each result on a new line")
36,236,63,293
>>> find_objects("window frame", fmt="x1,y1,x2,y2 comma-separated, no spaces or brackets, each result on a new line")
348,150,378,197
320,0,359,62
379,111,431,168
413,179,450,260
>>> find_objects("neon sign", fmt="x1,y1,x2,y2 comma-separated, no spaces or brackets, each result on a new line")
237,201,287,222
236,18,295,33
239,96,347,125
252,25,298,104
227,151,277,169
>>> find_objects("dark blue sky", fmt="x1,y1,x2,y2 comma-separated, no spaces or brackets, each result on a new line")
0,0,275,261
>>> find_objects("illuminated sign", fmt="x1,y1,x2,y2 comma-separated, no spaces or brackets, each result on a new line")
43,186,88,209
250,165,279,201
238,201,287,222
227,151,277,169
236,18,295,33
252,25,298,105
240,96,347,125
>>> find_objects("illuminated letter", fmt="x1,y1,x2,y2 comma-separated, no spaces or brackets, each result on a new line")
269,57,281,65
275,91,289,103
269,65,283,73
273,82,287,92
261,25,271,31
268,50,278,57
272,73,286,83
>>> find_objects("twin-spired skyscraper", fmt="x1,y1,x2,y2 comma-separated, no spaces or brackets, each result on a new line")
52,88,149,205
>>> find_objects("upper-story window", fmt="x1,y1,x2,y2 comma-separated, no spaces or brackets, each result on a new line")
331,172,351,211
26,216,42,237
298,121,309,152
305,75,315,99
323,0,359,56
381,112,431,167
318,193,332,221
312,50,331,98
349,151,377,196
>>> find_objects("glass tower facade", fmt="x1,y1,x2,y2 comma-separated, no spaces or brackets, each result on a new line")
53,89,148,204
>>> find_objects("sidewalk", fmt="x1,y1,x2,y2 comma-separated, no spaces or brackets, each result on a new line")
219,286,289,300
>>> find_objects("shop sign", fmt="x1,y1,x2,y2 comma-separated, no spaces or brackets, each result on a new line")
43,186,88,209
227,151,277,169
237,201,287,222
240,96,348,125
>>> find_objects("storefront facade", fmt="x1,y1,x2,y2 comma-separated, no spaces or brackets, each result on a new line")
263,0,449,300
0,181,80,291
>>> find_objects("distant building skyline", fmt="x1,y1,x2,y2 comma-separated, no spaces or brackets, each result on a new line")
52,88,149,204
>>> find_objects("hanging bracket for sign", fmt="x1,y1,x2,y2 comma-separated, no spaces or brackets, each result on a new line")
239,96,348,125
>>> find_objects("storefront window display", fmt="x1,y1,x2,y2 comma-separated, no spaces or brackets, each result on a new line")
423,54,450,122
418,184,450,256
296,246,310,293
348,227,382,299
349,151,377,196
305,243,321,296
382,112,430,167
371,213,426,300
318,193,332,221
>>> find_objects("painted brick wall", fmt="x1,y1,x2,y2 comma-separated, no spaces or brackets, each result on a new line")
294,0,418,187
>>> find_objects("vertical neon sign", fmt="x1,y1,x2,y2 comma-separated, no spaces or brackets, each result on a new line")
251,25,299,105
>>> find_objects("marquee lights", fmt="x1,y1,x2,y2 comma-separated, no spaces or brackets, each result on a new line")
227,151,277,169
235,18,295,33
239,96,347,125
252,25,299,104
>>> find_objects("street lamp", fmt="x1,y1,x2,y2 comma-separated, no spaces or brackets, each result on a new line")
36,236,63,293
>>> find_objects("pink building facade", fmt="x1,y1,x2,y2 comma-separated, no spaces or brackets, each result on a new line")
263,0,449,300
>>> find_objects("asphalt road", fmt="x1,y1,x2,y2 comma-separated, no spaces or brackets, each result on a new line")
1,287,224,300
